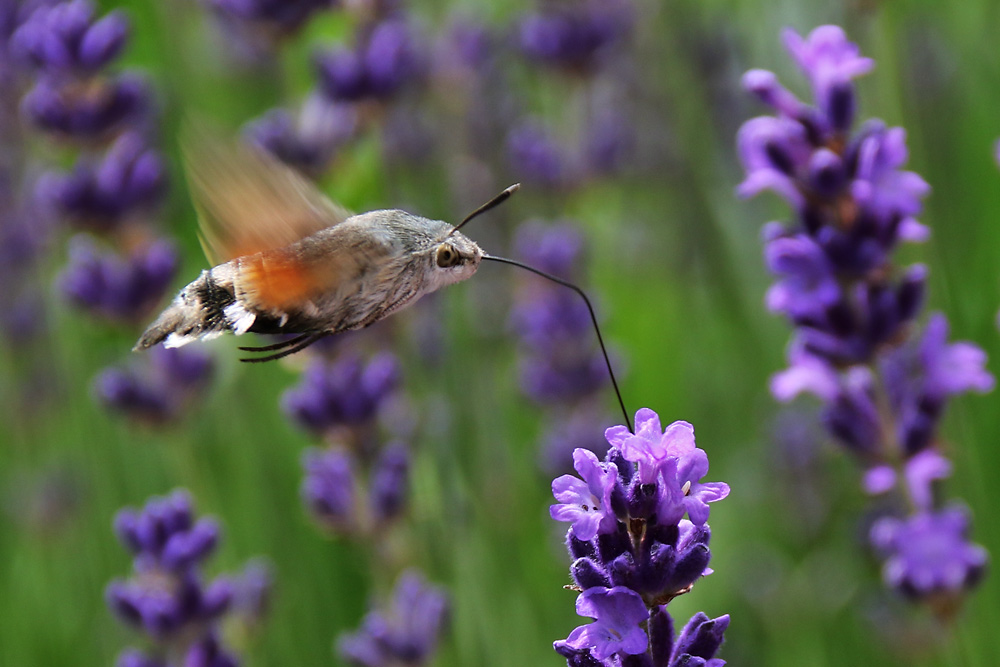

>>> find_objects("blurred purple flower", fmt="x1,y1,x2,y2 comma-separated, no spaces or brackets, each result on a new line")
37,131,165,230
764,235,839,319
21,71,148,138
337,570,449,667
95,346,213,424
369,441,409,523
518,346,608,404
436,19,494,76
230,558,273,629
243,93,356,178
316,18,423,103
871,505,987,600
11,0,129,74
517,0,631,73
506,120,569,188
281,351,400,437
59,234,177,323
782,25,873,128
106,491,244,667
514,220,585,280
918,313,994,401
301,447,357,531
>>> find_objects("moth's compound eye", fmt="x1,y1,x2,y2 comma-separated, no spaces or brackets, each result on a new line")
436,244,460,268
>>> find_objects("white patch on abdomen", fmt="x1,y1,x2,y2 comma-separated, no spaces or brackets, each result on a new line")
224,302,257,335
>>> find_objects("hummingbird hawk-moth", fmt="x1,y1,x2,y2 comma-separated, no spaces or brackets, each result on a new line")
134,132,630,427
134,134,514,362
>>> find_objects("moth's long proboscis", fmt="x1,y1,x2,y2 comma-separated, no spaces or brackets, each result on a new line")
482,254,632,433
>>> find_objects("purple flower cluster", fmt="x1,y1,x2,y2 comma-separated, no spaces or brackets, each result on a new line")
12,0,147,139
551,408,730,666
235,4,425,176
12,0,179,345
59,235,177,323
738,26,990,608
105,490,248,667
510,221,615,472
282,351,400,437
283,350,411,535
37,131,166,231
337,570,449,667
301,442,410,533
242,92,356,178
517,0,632,73
506,0,634,187
95,346,214,425
315,17,423,104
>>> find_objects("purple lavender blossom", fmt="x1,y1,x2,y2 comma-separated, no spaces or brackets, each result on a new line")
230,559,273,629
510,220,620,476
337,570,449,667
95,346,213,424
281,351,400,437
21,71,148,138
870,506,987,600
551,408,729,666
551,448,619,541
517,0,632,73
59,234,177,323
666,611,730,667
243,93,356,178
301,447,357,531
506,120,570,188
509,221,611,405
739,25,991,607
106,490,243,666
514,219,586,281
369,441,409,523
560,586,649,660
316,18,423,103
11,0,129,74
37,131,166,230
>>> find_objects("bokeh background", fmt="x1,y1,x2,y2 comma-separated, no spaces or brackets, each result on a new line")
2,0,1000,665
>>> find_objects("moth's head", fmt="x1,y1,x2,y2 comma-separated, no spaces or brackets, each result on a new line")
430,230,482,286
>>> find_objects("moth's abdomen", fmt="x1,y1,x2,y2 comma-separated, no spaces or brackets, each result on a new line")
133,267,241,350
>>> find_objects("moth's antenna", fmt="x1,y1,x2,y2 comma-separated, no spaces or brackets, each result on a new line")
448,184,521,237
482,254,631,432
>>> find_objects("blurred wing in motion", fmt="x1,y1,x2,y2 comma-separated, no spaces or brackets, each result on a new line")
183,126,353,265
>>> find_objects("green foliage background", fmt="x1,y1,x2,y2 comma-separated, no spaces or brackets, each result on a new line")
3,0,1000,665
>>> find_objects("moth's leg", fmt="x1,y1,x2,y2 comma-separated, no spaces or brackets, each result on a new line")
354,288,416,330
239,334,328,363
238,333,313,352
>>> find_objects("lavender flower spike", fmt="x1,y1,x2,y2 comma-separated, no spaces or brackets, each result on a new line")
739,25,991,608
106,490,251,666
337,570,449,667
551,408,729,666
